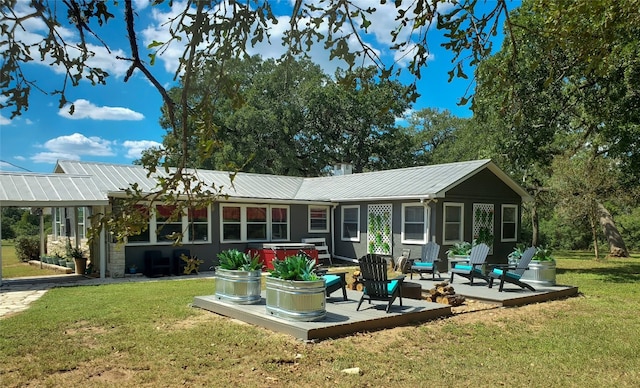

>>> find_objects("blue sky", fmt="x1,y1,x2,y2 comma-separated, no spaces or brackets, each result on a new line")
0,0,515,173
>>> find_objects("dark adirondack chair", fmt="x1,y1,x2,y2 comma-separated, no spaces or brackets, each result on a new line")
449,243,490,285
410,241,441,280
488,247,537,292
356,254,405,313
323,273,348,301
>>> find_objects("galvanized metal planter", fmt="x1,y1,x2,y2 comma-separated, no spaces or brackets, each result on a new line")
521,260,556,286
215,267,263,305
265,277,326,321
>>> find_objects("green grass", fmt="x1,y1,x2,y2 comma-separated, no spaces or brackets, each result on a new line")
1,251,639,387
1,240,59,278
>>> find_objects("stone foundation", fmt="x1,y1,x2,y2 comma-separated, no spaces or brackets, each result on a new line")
109,243,126,278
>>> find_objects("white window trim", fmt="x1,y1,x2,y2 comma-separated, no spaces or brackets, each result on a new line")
501,204,518,242
443,202,464,245
308,206,330,233
270,205,290,242
401,203,429,244
219,203,290,243
127,203,212,245
341,205,360,242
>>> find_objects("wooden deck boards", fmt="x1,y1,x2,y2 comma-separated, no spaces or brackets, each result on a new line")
192,280,578,340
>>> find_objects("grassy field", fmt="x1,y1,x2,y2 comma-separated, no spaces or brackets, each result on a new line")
1,251,639,387
1,241,59,278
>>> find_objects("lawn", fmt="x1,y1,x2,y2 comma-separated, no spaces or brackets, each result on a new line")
1,240,59,278
1,251,639,387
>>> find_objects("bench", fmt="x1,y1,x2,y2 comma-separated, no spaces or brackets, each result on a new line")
302,238,332,265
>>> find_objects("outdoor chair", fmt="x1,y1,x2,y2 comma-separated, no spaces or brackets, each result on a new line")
356,254,405,313
488,246,537,292
393,248,411,272
172,248,191,275
449,243,490,285
410,241,441,280
323,272,348,301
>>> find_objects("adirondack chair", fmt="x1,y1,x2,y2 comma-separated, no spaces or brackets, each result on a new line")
356,254,405,313
321,272,348,301
410,241,441,280
488,246,537,292
449,243,490,285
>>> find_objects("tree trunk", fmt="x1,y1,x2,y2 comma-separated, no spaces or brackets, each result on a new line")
590,215,600,260
531,202,539,247
598,202,629,257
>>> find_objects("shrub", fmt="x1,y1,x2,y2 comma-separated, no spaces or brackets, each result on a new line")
217,249,262,271
269,254,318,281
14,235,40,262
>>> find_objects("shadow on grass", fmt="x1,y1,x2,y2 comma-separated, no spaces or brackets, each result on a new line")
557,264,640,283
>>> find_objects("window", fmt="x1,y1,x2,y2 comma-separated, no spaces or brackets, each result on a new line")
126,205,151,243
271,207,289,240
156,205,183,242
222,206,241,241
341,205,360,242
77,207,86,239
188,207,209,242
246,206,268,240
220,204,290,242
308,206,329,233
402,204,429,244
443,203,464,244
125,203,211,245
54,208,65,238
501,204,518,242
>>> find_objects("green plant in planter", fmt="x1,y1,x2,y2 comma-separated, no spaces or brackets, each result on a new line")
446,241,472,256
533,245,555,261
269,254,319,281
217,249,262,271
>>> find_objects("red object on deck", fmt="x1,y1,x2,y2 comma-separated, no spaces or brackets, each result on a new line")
247,243,319,270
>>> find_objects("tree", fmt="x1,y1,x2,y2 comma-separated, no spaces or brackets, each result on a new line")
404,108,471,165
551,153,629,259
303,66,413,173
471,0,640,254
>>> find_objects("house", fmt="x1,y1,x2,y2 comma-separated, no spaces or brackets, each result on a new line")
0,159,531,279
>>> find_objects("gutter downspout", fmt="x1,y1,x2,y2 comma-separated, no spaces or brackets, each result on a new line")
330,204,337,262
420,198,437,242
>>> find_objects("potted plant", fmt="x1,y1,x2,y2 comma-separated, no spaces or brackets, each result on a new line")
215,249,263,305
265,254,326,322
129,264,137,274
446,241,472,271
69,247,87,275
520,245,557,286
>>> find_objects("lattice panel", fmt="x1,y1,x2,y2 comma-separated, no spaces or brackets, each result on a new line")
367,204,392,255
473,203,494,254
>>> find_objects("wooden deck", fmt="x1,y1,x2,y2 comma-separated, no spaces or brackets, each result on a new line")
192,278,578,341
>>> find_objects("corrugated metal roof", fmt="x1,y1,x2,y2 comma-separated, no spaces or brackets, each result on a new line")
56,161,305,201
295,159,499,201
49,158,530,205
0,172,108,206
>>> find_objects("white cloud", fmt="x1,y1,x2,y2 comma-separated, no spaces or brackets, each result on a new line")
31,152,81,164
58,99,144,120
122,140,163,159
0,114,10,126
31,133,115,164
10,2,131,79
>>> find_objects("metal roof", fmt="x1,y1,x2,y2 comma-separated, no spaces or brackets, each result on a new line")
0,172,108,207
294,159,504,201
0,159,529,207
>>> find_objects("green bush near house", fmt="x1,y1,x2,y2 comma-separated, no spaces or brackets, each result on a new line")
14,235,40,262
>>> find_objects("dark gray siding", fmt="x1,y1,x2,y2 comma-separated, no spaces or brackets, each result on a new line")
436,169,523,264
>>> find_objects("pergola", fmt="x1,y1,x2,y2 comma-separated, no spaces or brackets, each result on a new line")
0,172,109,285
